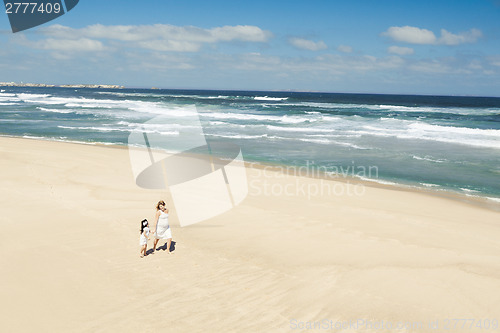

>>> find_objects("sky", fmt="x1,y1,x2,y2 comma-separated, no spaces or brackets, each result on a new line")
1,0,500,96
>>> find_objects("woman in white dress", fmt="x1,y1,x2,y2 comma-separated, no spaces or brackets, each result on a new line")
152,200,173,253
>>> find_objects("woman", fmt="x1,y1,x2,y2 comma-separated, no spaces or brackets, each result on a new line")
152,200,173,254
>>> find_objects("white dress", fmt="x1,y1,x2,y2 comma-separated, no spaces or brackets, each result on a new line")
140,227,150,246
155,211,172,239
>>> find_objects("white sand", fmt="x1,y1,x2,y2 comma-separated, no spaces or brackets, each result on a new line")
1,137,499,332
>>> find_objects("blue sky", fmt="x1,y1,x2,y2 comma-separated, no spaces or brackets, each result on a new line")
1,0,500,96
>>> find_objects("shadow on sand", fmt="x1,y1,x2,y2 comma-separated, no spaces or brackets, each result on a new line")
146,241,176,255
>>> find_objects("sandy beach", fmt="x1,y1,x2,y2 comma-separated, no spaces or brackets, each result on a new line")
1,136,499,333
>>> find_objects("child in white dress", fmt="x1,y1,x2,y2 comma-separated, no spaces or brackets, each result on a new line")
139,219,150,258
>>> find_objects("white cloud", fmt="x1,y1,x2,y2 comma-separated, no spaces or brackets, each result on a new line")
29,37,104,52
438,28,482,45
407,58,476,75
210,25,271,42
489,56,500,67
127,52,195,72
337,45,352,53
382,26,436,44
137,40,201,52
467,59,482,70
34,23,272,52
409,60,450,74
270,54,406,75
382,26,482,45
289,37,327,51
230,53,282,71
388,46,414,55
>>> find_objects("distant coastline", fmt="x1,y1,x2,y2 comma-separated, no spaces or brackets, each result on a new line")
2,82,500,98
0,82,124,89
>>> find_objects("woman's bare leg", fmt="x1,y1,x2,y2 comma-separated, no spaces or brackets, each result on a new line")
153,238,159,252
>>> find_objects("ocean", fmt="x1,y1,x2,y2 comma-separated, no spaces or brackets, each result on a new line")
1,86,499,202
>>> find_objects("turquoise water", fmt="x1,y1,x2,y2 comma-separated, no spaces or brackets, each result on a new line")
1,86,499,201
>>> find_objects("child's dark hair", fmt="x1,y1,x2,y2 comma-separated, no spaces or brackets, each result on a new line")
140,219,149,234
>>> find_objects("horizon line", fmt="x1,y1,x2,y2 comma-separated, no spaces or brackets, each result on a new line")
1,81,500,99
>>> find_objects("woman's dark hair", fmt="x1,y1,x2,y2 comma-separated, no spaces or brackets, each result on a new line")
140,219,149,234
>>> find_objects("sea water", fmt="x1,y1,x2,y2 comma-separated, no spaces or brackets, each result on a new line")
1,87,499,201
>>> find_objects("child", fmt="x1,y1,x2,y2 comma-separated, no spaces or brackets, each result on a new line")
139,219,150,258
